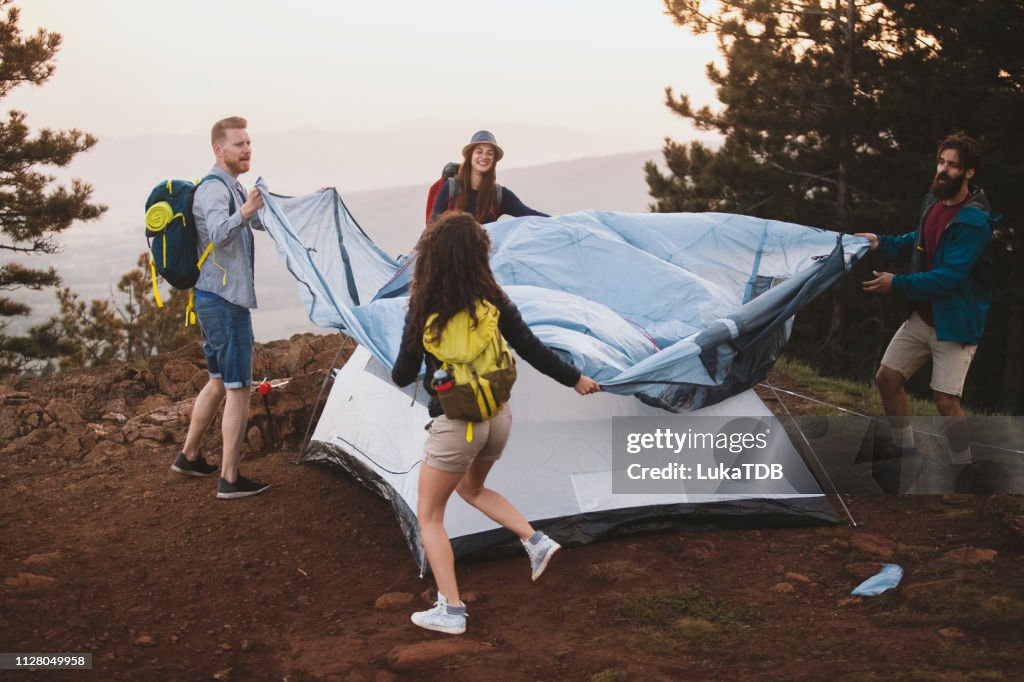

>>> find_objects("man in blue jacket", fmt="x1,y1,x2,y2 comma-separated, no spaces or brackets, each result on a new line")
855,133,992,489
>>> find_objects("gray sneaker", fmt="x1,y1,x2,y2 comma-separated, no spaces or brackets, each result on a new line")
523,532,560,581
170,452,219,477
216,475,271,499
411,593,467,635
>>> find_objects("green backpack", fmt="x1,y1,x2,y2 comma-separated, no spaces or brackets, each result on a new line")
423,300,517,441
144,175,232,325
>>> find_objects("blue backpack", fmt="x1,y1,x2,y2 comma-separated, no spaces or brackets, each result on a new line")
144,175,233,324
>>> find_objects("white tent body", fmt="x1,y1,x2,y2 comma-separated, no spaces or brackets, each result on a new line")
306,345,838,572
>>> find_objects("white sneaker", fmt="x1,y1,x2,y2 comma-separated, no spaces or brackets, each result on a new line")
411,593,467,635
523,532,560,581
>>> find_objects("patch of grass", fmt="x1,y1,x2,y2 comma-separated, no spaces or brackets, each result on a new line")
895,543,942,561
770,356,1010,416
982,495,1024,547
892,580,1024,631
769,357,941,417
924,641,1021,678
615,587,761,654
590,670,626,682
588,560,647,583
617,587,759,627
552,593,602,620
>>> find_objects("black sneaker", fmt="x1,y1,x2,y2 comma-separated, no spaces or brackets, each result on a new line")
170,452,219,477
216,475,271,499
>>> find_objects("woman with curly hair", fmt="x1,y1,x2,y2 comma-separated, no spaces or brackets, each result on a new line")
428,130,548,224
391,211,599,635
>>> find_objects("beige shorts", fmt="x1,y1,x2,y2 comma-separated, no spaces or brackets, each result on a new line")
422,403,512,473
880,312,977,396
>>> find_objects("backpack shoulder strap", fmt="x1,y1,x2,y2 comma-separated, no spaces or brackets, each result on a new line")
197,174,236,214
446,176,459,210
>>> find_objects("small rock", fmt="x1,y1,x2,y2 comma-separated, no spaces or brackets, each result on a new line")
772,582,795,593
84,441,129,463
143,410,180,427
102,412,128,424
938,627,968,639
134,634,156,647
212,668,232,681
837,597,863,607
386,640,491,671
46,398,84,425
142,491,156,500
461,591,483,604
5,573,58,589
680,539,717,560
374,592,415,610
138,394,174,415
246,426,264,454
850,533,896,559
103,397,129,415
219,643,232,651
942,547,997,564
22,551,63,566
845,562,882,579
784,572,811,583
87,423,110,437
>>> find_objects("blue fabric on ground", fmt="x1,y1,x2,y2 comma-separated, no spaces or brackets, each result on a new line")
851,563,904,596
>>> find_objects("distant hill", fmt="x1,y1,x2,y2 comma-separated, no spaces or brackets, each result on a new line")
14,137,662,341
342,150,659,257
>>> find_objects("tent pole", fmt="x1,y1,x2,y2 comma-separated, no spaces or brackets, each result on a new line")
764,381,858,527
294,333,352,464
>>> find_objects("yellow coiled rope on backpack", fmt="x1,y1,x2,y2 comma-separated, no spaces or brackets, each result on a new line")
145,201,181,232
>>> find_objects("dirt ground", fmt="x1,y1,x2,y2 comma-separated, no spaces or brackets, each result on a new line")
2,357,1023,681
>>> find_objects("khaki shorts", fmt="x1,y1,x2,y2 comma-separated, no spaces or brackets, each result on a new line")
880,312,977,396
423,403,512,473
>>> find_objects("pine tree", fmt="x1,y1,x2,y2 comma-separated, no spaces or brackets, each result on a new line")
647,1,918,230
649,1,1023,410
56,253,194,368
113,253,193,362
0,1,106,375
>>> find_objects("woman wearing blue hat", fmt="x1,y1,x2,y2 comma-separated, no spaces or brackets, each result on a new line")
428,130,549,224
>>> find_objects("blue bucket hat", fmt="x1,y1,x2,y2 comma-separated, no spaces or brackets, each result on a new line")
462,130,504,161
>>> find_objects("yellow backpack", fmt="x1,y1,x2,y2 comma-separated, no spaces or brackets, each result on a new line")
423,300,517,441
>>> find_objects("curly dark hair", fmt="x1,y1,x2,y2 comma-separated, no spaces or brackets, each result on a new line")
404,211,509,352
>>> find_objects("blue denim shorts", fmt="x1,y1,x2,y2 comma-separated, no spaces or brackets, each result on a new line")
194,291,254,389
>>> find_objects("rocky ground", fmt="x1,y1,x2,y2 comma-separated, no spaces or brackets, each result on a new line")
1,335,1022,681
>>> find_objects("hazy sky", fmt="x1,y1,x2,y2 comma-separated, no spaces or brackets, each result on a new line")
9,0,720,152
